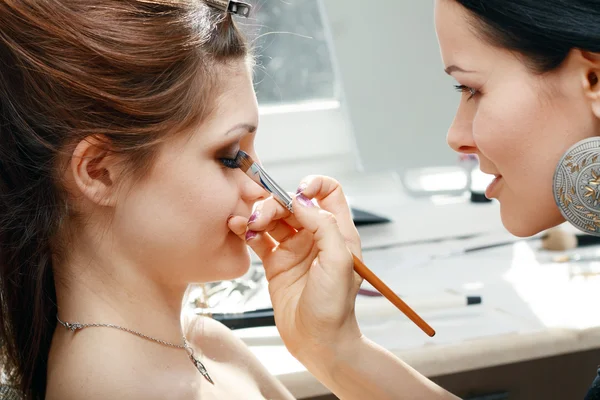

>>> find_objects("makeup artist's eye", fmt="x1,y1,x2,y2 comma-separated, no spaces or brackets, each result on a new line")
454,84,478,100
219,157,239,169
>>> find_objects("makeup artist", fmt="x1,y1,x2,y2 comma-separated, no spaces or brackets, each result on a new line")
233,0,600,398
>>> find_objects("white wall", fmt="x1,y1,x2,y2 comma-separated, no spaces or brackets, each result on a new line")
321,0,460,172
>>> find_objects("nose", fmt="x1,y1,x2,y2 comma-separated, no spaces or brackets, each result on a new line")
447,105,477,155
238,150,269,203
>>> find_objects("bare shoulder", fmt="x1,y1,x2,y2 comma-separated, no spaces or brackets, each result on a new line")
46,328,199,400
186,312,250,354
185,314,295,400
185,314,262,371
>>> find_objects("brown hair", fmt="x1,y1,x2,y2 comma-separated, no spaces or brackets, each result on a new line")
0,1,248,398
454,0,600,73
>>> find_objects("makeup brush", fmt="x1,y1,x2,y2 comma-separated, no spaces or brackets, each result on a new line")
234,151,436,337
541,227,578,251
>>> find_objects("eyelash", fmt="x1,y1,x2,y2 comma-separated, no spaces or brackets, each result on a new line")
454,84,478,100
219,157,239,169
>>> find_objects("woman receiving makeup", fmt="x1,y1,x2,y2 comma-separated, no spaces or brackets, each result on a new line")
0,1,442,398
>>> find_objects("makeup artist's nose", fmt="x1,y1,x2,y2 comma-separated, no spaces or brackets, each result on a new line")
447,107,477,154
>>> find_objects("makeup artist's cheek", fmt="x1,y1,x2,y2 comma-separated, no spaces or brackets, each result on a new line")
474,103,509,143
472,110,499,142
470,117,491,149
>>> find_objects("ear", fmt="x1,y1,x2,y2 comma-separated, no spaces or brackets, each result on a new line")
70,136,122,207
580,51,600,118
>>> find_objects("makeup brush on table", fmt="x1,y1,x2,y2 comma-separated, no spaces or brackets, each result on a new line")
234,151,436,337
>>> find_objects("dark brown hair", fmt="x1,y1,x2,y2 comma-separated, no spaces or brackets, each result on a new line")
0,1,248,398
454,0,600,73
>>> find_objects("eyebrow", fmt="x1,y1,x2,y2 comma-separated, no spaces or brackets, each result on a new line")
444,65,474,75
225,123,257,136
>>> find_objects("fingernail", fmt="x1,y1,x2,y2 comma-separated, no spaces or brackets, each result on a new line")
248,211,259,225
227,215,235,224
245,230,258,241
296,183,307,195
297,194,315,208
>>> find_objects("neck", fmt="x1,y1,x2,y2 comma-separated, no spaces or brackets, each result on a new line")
54,231,190,346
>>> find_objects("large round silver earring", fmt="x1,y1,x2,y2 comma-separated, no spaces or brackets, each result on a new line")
554,137,600,236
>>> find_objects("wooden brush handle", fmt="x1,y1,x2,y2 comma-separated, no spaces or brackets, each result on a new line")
352,254,436,337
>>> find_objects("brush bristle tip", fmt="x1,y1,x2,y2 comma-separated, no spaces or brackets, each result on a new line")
234,150,253,172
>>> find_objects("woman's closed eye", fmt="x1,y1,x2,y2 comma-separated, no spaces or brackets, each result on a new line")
219,156,239,169
216,130,256,170
454,84,478,100
216,144,241,169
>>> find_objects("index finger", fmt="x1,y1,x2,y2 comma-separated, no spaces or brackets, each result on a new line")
297,176,359,252
249,194,302,231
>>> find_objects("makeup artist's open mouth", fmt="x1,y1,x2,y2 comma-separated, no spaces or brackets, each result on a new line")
485,175,503,199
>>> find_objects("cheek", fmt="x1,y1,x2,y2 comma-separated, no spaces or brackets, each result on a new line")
472,88,540,167
116,170,239,254
470,86,591,236
475,91,591,179
473,90,566,200
195,185,237,231
168,174,239,242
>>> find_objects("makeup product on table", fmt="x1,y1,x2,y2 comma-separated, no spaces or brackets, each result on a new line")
576,234,600,247
552,253,600,263
350,207,391,227
541,227,578,251
355,292,481,320
541,227,600,252
206,294,482,330
358,288,481,306
541,228,600,265
234,151,436,337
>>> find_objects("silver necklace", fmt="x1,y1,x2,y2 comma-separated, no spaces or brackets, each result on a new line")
56,315,213,385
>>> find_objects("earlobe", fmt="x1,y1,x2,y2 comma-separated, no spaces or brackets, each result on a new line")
71,136,118,207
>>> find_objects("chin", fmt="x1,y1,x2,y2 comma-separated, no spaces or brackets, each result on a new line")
189,241,252,284
499,203,565,238
220,256,252,281
214,245,252,282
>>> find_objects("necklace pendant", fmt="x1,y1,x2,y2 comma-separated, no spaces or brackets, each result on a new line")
189,354,214,385
184,339,214,385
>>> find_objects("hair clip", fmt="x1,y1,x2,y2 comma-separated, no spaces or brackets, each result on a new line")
205,0,252,18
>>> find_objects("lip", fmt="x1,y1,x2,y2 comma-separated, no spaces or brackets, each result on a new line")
480,169,499,176
485,175,503,199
